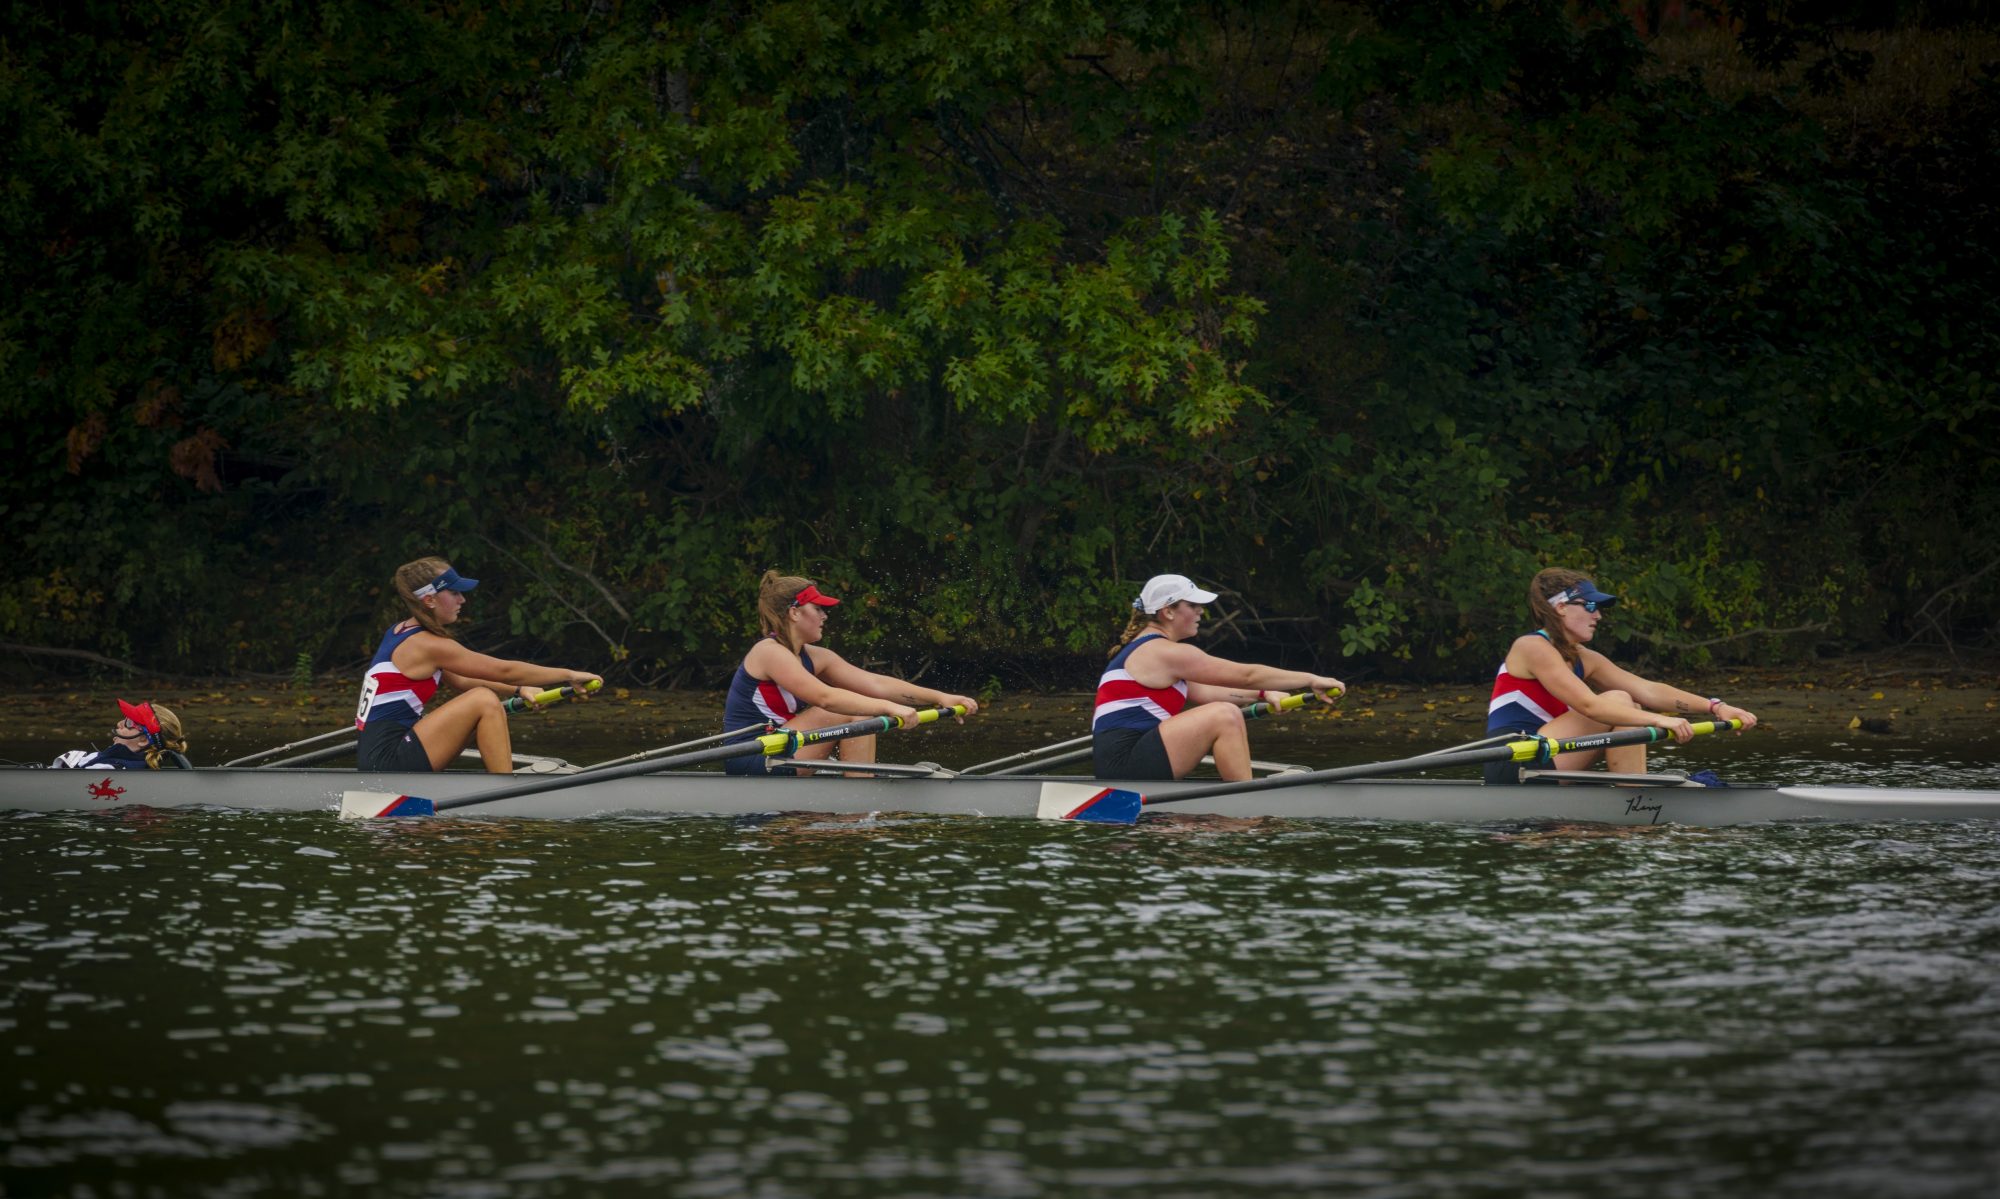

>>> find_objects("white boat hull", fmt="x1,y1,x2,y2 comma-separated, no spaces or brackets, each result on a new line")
5,766,2000,826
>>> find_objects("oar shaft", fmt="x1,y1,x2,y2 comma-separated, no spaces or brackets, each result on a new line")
430,705,964,812
223,725,359,767
1145,720,1741,806
961,735,1093,776
578,723,772,772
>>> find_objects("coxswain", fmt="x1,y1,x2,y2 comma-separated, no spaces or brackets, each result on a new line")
51,699,189,770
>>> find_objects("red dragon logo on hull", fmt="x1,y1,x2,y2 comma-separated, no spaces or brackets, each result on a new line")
86,777,127,801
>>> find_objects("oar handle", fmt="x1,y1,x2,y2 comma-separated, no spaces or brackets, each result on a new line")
503,679,603,713
1145,718,1743,807
1509,717,1742,762
1242,692,1328,720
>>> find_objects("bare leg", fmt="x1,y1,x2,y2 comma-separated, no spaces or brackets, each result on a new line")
780,707,878,776
1158,702,1252,780
1540,690,1646,773
414,689,512,773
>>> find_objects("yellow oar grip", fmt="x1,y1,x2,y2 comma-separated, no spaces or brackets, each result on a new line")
528,678,603,707
904,704,965,728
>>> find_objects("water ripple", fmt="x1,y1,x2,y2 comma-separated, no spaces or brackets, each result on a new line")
2,810,1997,1196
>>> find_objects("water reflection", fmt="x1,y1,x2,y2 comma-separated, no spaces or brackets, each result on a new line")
3,809,1997,1196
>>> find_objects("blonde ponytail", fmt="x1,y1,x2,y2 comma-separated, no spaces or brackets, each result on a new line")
142,704,188,770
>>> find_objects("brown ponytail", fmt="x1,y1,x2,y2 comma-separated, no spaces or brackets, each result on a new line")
757,570,817,653
392,556,458,639
1528,567,1591,667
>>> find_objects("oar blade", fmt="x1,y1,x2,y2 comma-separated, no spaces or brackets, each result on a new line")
339,791,436,820
1035,782,1144,824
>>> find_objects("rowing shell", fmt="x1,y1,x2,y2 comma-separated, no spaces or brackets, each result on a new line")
4,766,1999,826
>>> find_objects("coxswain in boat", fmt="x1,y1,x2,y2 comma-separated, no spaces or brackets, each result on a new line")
1485,569,1759,784
356,557,601,774
1093,574,1345,782
51,699,189,770
721,571,978,775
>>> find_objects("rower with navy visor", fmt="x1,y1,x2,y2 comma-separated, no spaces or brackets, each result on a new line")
356,556,601,774
1485,568,1758,784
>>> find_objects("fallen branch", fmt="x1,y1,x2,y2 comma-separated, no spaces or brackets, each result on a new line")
503,517,631,621
0,641,288,681
1622,622,1831,650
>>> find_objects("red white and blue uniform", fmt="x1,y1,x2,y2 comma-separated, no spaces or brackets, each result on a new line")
356,624,440,731
1092,634,1188,732
1486,631,1586,736
721,642,819,775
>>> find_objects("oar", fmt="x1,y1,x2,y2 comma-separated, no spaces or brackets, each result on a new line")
1037,719,1744,823
340,705,967,819
502,679,602,712
966,692,1319,777
224,725,358,768
578,722,773,772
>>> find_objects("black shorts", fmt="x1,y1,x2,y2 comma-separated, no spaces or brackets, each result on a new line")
1482,736,1554,786
724,750,799,777
357,722,435,773
1093,726,1174,781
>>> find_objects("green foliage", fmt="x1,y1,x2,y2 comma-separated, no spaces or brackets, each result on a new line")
3,0,1994,688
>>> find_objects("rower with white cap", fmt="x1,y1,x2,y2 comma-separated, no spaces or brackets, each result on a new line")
1092,574,1346,782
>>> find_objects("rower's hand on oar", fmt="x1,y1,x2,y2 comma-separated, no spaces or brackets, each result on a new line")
934,695,979,722
1658,716,1696,744
1309,677,1345,704
566,672,603,697
1715,703,1758,731
513,684,546,712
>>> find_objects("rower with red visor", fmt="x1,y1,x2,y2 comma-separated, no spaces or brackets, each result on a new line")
720,571,978,775
52,699,191,770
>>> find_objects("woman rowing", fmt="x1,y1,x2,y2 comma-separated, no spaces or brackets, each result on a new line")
721,571,979,774
356,556,601,774
52,699,189,770
1094,574,1345,781
1485,568,1759,784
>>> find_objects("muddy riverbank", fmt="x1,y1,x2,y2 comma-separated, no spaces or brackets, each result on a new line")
10,661,1996,767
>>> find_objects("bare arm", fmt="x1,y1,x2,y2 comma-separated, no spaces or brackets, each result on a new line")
815,650,980,718
1139,641,1343,704
751,642,917,721
1517,639,1686,733
1584,654,1760,729
399,633,599,699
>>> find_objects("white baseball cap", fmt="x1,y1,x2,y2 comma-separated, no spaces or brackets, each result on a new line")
1135,574,1219,613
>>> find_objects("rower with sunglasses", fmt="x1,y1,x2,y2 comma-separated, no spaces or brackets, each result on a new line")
356,556,601,774
52,699,190,770
719,570,978,775
1485,568,1759,784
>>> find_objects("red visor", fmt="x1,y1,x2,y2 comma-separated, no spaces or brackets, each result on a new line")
117,698,161,736
791,584,841,608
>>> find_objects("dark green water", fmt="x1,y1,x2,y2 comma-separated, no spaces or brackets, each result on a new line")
5,792,2000,1197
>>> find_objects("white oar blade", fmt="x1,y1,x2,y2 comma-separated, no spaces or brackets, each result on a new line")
339,791,436,820
1035,782,1144,824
